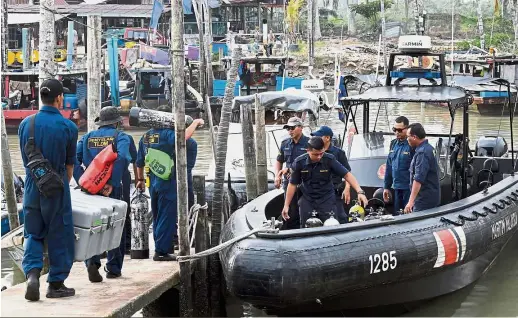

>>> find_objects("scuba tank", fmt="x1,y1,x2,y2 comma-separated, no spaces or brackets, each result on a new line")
129,107,194,129
305,211,323,228
323,212,340,226
130,189,150,259
348,200,365,223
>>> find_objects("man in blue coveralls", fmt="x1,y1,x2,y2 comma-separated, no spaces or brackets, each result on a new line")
311,126,351,223
404,123,441,213
282,136,368,227
135,114,203,261
274,116,310,230
74,106,132,282
383,116,414,215
19,79,77,300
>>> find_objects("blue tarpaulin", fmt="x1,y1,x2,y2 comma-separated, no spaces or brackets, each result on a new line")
140,45,170,65
150,0,164,30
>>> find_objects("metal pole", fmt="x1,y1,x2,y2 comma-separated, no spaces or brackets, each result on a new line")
380,0,387,74
66,20,74,69
461,103,468,198
39,0,56,107
22,28,30,71
240,103,258,200
193,0,207,98
307,0,314,69
254,94,268,195
203,0,214,97
86,15,101,132
171,0,192,313
1,110,20,230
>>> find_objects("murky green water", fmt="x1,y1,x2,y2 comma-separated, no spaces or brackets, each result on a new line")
2,101,517,316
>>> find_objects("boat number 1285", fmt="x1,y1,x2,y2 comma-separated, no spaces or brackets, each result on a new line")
369,251,397,274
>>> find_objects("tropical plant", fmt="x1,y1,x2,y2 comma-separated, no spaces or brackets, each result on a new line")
286,0,305,42
350,0,393,32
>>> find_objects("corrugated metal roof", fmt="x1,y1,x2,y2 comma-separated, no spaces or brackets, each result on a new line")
7,12,69,24
7,4,170,17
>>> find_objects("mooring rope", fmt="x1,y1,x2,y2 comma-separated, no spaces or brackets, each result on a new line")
176,219,282,262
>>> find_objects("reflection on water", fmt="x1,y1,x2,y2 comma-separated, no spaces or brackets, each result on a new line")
2,101,517,315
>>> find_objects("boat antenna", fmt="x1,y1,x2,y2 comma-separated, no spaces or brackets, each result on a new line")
450,0,455,82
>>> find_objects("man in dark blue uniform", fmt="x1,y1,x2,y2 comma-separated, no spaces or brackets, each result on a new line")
75,106,132,282
274,116,309,229
383,116,414,215
282,137,368,227
135,115,202,261
311,126,351,223
404,123,441,213
19,79,77,300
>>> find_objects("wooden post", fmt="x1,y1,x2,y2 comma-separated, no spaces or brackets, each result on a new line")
171,0,192,315
87,15,101,132
307,0,314,69
193,0,207,98
254,94,268,195
380,0,387,73
1,110,20,230
203,0,214,97
205,95,217,158
39,0,56,103
22,28,30,71
210,46,242,317
66,20,75,68
2,0,7,72
240,103,258,200
193,175,209,317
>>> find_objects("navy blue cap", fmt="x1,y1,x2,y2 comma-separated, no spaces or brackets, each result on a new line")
311,126,334,137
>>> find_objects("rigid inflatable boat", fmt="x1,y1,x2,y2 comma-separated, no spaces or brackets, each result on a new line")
218,36,518,314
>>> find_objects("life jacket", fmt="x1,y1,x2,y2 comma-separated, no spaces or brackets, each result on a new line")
78,131,119,195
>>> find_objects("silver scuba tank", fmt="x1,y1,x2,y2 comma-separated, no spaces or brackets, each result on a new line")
128,107,194,129
323,212,340,226
130,189,150,259
305,211,323,228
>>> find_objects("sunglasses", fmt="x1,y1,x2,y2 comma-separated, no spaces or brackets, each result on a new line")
392,127,407,133
285,126,298,131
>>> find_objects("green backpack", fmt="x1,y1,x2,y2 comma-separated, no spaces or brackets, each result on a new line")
144,134,174,180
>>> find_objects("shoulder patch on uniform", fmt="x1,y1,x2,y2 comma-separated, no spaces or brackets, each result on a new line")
145,133,160,144
87,136,115,149
294,154,308,163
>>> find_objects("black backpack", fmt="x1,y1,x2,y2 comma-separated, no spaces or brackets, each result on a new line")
24,114,65,198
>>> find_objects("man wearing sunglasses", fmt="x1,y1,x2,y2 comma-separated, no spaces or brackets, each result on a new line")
383,116,414,215
274,116,310,229
282,136,368,227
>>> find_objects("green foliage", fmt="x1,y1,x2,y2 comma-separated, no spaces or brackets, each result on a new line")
350,0,393,20
457,33,513,51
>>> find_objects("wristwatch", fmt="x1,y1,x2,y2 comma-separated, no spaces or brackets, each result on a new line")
357,190,366,195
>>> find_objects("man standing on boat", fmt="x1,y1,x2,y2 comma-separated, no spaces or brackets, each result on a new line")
135,112,203,261
383,116,414,215
19,79,78,301
404,123,441,213
311,125,351,223
75,106,132,282
282,136,368,227
274,116,310,230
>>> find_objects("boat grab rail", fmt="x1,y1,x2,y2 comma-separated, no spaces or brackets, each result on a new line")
254,179,518,239
176,218,283,263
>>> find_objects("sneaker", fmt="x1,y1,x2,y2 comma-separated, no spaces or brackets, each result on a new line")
153,252,176,262
104,267,121,279
25,269,41,301
87,261,103,283
46,282,75,298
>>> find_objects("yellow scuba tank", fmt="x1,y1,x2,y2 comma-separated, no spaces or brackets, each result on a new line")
348,200,365,222
144,166,150,188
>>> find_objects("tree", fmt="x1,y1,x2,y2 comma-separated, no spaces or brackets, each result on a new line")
286,0,304,43
350,0,393,32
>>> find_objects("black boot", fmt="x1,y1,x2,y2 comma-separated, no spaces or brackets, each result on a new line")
87,260,103,283
46,281,75,298
104,266,121,279
25,268,41,301
153,252,176,261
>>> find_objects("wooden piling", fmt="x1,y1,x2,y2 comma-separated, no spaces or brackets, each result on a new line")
39,0,56,100
1,0,7,71
193,175,209,317
171,0,192,315
193,0,207,97
205,95,217,159
203,0,214,97
1,110,20,230
22,28,30,71
210,46,242,317
86,15,102,132
254,94,268,195
240,103,258,200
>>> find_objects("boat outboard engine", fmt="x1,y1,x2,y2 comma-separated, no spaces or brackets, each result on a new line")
130,189,150,259
129,107,194,129
323,212,340,226
475,136,508,157
305,211,323,228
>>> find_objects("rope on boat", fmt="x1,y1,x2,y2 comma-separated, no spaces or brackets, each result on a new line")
176,219,282,263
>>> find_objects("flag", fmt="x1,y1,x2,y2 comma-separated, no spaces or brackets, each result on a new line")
494,0,500,17
150,0,164,30
183,0,193,14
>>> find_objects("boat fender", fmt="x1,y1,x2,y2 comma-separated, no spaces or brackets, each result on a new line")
323,212,340,226
305,211,323,228
78,132,119,195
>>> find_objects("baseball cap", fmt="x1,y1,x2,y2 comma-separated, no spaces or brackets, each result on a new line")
283,116,303,129
39,79,70,99
311,126,334,137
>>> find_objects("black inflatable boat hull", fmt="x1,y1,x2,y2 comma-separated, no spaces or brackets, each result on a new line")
218,175,518,314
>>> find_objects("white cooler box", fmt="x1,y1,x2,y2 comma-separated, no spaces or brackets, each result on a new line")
70,188,128,261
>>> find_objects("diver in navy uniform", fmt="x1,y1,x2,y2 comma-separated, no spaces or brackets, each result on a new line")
75,106,132,282
283,137,368,227
274,116,310,229
19,79,78,300
311,125,351,223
